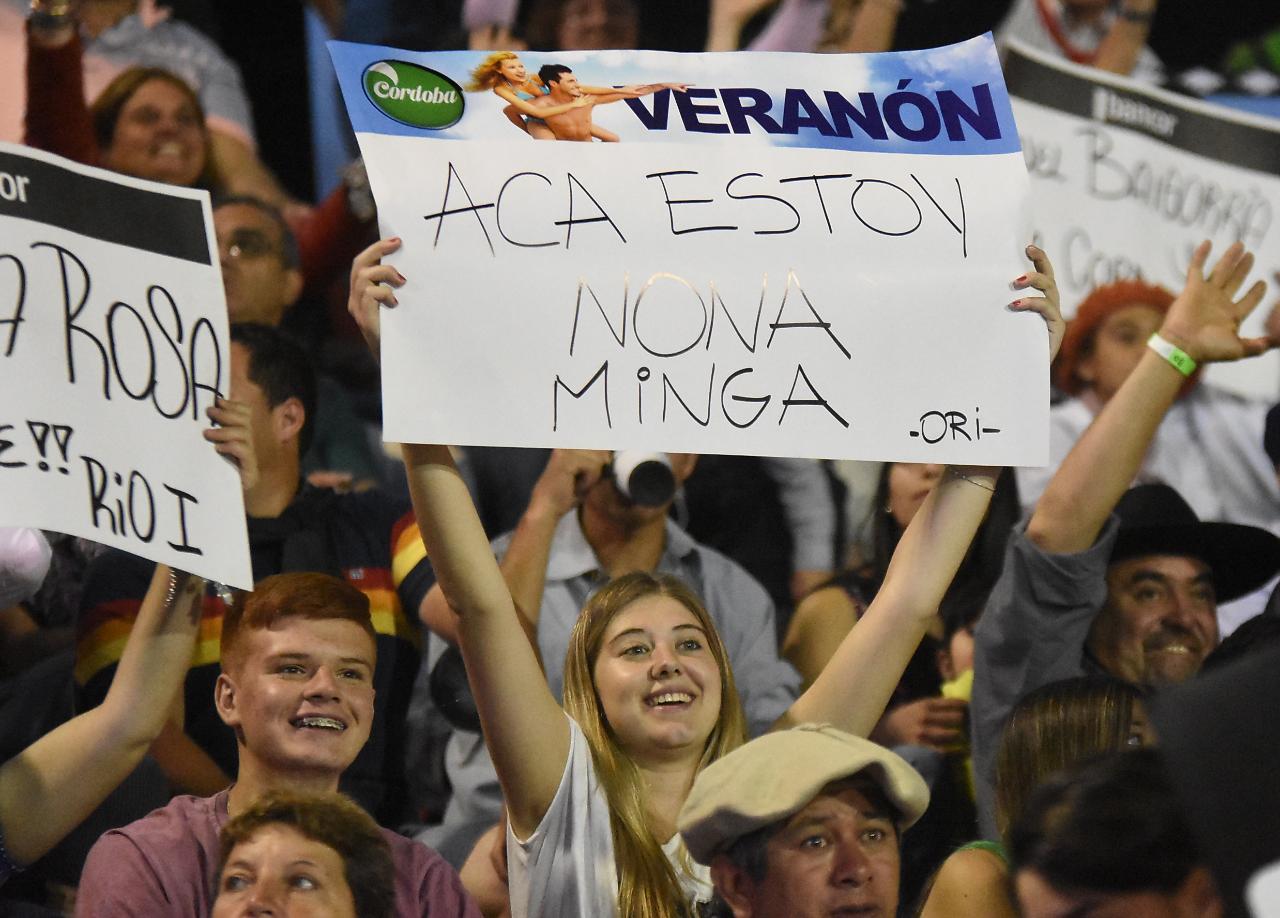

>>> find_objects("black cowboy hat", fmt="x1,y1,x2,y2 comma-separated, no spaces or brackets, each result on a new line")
1111,484,1280,603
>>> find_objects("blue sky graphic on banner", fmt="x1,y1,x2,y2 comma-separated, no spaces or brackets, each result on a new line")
329,35,1020,157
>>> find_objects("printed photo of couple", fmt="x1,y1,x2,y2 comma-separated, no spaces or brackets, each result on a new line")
466,52,687,142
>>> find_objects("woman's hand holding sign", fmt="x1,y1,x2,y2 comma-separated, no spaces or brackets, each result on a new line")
1009,243,1065,362
204,397,259,493
347,237,407,360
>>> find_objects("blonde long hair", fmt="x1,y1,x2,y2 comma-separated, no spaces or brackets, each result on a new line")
562,572,748,918
465,51,538,92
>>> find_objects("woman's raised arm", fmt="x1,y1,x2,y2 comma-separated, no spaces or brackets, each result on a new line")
348,239,570,838
780,245,1064,736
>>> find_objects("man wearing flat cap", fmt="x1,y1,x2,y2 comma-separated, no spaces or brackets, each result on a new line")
971,241,1280,838
678,724,928,918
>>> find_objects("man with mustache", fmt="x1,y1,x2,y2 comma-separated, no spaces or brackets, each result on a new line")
970,242,1280,838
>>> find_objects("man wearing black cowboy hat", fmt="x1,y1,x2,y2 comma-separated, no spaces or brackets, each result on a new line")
970,241,1280,839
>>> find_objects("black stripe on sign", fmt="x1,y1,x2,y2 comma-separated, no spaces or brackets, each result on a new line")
0,148,212,265
1005,46,1280,178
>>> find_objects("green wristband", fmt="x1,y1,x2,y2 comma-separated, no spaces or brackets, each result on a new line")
1147,333,1197,377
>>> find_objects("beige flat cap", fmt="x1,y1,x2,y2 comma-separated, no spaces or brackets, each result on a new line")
678,723,930,864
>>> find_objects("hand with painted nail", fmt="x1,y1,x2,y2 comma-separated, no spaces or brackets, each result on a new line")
1158,241,1271,365
347,237,405,361
204,396,258,493
1009,243,1065,362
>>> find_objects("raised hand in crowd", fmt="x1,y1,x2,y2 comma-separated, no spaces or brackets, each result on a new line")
1031,240,1269,557
1159,242,1270,362
524,449,611,522
872,695,970,751
0,563,203,874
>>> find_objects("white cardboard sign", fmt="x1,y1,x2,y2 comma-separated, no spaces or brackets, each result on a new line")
1005,41,1280,399
331,36,1048,464
0,143,251,589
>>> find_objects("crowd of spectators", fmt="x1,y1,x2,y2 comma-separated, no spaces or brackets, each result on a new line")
3,0,1279,916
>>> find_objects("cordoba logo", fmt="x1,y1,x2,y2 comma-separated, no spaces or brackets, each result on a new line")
363,60,464,129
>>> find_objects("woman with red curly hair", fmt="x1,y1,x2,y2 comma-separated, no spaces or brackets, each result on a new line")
1015,277,1280,574
1050,279,1179,400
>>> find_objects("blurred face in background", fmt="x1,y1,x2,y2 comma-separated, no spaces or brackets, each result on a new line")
216,203,302,326
937,626,975,683
103,77,206,186
887,463,945,531
1076,304,1164,403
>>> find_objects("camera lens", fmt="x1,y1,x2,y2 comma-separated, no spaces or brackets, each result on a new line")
611,451,676,506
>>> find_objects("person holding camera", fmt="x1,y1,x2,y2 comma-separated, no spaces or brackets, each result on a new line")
424,448,799,734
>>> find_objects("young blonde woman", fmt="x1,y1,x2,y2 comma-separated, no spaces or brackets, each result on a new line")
348,239,1063,917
